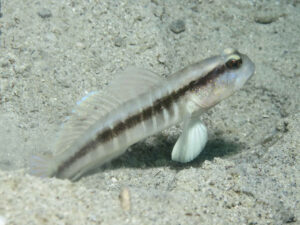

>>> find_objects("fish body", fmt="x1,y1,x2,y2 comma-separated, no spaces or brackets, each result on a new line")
30,48,255,180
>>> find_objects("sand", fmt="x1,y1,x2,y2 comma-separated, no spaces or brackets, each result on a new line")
0,0,299,224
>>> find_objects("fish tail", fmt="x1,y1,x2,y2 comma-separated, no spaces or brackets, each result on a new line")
29,154,56,178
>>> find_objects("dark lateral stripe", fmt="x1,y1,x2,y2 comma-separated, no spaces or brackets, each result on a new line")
55,64,226,177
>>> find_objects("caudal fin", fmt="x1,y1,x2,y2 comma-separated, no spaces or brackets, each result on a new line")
29,154,56,178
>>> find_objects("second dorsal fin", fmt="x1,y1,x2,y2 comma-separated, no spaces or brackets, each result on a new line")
107,67,164,101
54,68,164,155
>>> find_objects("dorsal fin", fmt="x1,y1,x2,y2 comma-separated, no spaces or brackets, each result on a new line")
108,67,164,101
54,68,164,154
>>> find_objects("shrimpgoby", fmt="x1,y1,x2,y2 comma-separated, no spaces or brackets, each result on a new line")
30,48,255,180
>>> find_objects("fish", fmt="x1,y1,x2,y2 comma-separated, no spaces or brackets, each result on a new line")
30,48,255,180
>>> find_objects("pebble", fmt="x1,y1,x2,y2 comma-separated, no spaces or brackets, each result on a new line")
254,14,280,24
170,19,185,34
276,120,288,133
38,8,52,19
114,37,124,47
0,58,9,68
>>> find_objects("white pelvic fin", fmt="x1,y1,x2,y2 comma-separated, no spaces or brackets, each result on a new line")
171,117,208,163
29,154,56,178
54,68,164,155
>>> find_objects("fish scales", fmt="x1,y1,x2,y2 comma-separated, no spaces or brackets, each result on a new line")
30,48,255,180
57,82,185,179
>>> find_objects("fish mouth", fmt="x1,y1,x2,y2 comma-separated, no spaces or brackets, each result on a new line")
234,53,255,90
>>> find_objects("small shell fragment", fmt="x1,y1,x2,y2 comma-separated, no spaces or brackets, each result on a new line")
0,215,6,225
119,187,131,212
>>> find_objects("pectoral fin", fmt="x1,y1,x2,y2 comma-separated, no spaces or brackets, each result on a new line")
171,117,207,163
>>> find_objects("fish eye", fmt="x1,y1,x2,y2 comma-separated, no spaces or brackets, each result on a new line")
225,54,242,69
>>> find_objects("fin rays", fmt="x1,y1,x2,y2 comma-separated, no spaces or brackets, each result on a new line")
54,68,164,155
171,116,207,163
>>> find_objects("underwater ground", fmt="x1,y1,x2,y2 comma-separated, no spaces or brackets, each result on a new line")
0,0,299,224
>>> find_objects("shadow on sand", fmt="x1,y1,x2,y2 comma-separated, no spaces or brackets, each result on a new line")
84,134,244,179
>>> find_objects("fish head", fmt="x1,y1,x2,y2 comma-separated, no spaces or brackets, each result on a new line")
219,48,255,92
196,48,255,109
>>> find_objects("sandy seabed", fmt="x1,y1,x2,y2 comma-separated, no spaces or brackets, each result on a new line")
0,0,299,224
